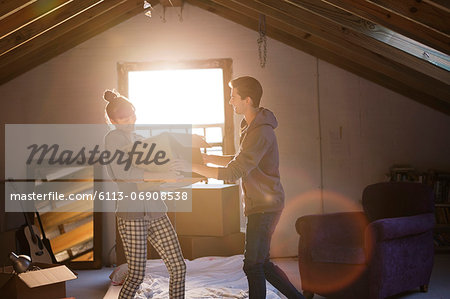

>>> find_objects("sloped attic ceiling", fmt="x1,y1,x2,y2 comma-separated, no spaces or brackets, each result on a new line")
0,0,449,114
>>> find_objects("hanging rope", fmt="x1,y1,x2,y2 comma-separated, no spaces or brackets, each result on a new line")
178,3,183,22
257,14,267,68
143,0,153,18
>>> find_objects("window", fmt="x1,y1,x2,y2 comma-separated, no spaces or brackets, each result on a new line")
118,59,234,157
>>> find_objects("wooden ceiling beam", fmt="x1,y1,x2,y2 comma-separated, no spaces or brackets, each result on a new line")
0,0,447,115
0,0,133,69
0,0,33,19
0,0,112,57
263,0,449,83
428,0,450,10
0,0,146,85
369,0,449,35
191,0,449,114
321,0,450,55
159,0,184,7
212,0,449,103
0,0,69,39
186,0,373,70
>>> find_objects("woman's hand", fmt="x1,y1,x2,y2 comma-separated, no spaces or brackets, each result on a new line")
170,159,192,173
143,170,184,182
201,153,210,164
163,171,185,182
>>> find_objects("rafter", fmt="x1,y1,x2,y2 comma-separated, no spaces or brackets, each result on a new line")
0,0,34,19
0,0,69,40
427,0,450,10
159,0,184,6
0,0,148,84
188,0,450,114
263,0,449,81
0,0,448,115
369,0,449,35
0,0,116,57
208,0,449,103
0,0,132,68
321,0,450,55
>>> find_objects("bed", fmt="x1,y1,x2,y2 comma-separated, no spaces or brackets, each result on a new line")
103,254,284,299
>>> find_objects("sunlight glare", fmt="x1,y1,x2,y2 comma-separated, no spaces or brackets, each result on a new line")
128,68,225,125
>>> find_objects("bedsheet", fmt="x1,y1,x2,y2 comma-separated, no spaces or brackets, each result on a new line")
103,255,283,299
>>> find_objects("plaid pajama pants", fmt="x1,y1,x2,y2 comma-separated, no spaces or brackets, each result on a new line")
117,215,186,299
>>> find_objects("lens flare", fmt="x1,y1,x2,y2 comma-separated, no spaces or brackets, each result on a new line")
273,188,369,294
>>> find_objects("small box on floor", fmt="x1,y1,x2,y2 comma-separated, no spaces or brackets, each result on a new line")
0,263,77,299
168,184,241,237
178,232,245,260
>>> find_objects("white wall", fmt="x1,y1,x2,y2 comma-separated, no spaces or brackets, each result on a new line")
318,63,450,214
1,3,449,259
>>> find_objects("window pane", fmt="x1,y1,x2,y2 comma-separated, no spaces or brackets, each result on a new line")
128,69,224,125
192,128,205,136
205,127,223,144
206,146,223,156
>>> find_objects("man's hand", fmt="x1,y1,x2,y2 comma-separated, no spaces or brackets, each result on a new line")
200,153,233,167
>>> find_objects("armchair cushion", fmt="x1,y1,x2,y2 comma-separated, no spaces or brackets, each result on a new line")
311,245,366,264
296,212,368,264
365,213,435,242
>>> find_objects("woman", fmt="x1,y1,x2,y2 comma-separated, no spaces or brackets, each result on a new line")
102,89,186,299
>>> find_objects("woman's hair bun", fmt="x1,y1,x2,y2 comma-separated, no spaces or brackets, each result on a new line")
103,89,119,103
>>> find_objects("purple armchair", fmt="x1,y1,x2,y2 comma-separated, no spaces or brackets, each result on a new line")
296,182,435,299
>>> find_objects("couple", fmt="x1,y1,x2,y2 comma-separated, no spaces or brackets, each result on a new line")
104,76,305,299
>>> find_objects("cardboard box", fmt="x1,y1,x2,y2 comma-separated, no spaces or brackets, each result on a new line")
169,184,241,236
116,226,245,262
125,132,210,173
0,263,77,299
177,232,245,260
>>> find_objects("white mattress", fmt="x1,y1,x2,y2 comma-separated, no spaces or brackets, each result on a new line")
103,255,283,299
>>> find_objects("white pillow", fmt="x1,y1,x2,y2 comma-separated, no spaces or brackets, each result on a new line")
109,263,128,285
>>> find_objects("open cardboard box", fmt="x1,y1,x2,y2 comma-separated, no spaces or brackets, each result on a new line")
0,263,77,299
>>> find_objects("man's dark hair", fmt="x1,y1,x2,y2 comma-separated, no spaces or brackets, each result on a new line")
229,76,263,108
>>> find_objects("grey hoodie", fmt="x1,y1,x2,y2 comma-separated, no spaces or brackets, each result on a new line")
218,108,285,215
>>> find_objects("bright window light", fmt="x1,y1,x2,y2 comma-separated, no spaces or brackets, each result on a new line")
128,68,225,125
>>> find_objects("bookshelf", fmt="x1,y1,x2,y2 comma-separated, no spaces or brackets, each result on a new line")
388,165,450,253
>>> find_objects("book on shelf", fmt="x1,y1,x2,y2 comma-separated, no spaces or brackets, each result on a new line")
430,173,450,203
387,165,450,203
435,207,449,224
388,165,419,182
434,232,450,247
438,174,449,203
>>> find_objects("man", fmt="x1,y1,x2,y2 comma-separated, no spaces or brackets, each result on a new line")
184,76,305,298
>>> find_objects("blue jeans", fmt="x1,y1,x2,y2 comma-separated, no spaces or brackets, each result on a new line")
244,211,305,299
